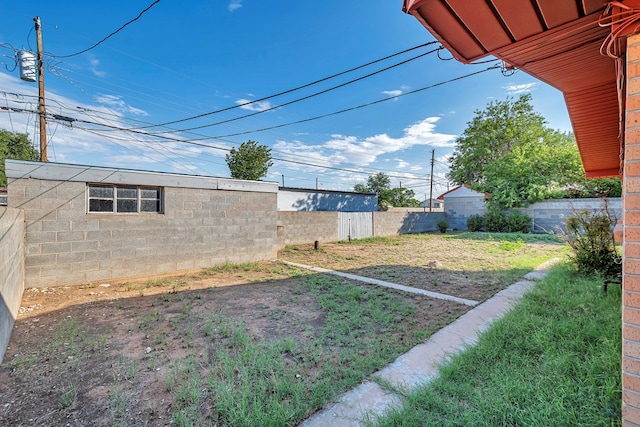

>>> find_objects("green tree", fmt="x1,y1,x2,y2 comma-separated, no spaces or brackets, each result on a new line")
0,130,39,186
225,140,273,181
565,177,622,198
380,187,421,207
447,94,597,208
354,173,420,208
354,172,391,194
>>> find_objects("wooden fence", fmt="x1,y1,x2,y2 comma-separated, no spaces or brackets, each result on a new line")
338,212,373,240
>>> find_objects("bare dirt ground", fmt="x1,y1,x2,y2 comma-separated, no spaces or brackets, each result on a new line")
0,233,562,426
281,234,562,302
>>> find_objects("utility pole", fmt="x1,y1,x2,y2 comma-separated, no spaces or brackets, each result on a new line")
34,17,47,162
281,174,285,187
316,177,318,190
429,149,435,212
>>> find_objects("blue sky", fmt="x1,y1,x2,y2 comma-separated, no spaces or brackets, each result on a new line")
0,0,572,198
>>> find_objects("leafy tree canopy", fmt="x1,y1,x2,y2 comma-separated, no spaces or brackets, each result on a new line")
354,172,420,208
380,187,421,208
0,130,39,186
447,94,620,208
225,140,273,181
354,172,391,195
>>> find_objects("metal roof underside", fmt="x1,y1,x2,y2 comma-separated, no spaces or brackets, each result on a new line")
403,0,621,178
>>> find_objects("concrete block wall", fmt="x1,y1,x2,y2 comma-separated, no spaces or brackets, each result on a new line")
523,198,622,233
443,196,488,230
277,211,338,249
444,195,621,232
373,211,445,235
7,161,278,288
0,208,25,363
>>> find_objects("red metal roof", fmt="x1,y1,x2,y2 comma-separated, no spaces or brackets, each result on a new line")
403,0,622,178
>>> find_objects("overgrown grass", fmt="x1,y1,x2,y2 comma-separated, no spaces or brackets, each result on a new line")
203,261,266,274
371,263,622,427
338,236,403,245
451,231,565,244
163,274,448,426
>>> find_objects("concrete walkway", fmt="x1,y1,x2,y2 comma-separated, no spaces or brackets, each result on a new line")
298,258,560,427
282,261,479,307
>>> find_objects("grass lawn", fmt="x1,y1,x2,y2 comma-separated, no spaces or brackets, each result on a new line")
371,263,622,427
0,233,567,426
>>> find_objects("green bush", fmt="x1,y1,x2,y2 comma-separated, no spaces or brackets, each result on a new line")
506,210,532,233
437,219,449,233
564,204,621,278
467,214,484,232
484,210,508,232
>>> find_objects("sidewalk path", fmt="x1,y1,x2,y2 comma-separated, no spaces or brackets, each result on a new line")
298,258,560,427
281,261,479,307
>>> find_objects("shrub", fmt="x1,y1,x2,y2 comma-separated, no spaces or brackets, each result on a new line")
484,209,508,232
437,219,449,233
564,202,621,278
506,210,532,233
467,214,484,232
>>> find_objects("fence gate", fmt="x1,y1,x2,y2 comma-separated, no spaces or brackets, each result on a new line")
338,212,373,241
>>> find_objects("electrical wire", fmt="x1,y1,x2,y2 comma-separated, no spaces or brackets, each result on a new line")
10,51,460,175
205,65,500,140
48,63,207,115
50,0,162,59
1,55,498,188
68,115,432,180
2,64,500,180
5,103,442,188
138,41,438,130
4,92,15,132
599,2,640,58
149,48,439,134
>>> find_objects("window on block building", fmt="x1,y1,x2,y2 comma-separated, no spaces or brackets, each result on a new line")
87,184,163,213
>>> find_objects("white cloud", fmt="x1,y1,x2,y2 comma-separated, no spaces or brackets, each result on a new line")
274,116,456,170
228,0,243,12
0,72,213,174
382,85,409,101
235,98,273,112
503,82,539,94
95,94,149,116
394,158,409,168
382,90,402,99
88,56,106,77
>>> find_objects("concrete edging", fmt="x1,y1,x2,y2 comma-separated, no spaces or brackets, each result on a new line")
299,258,561,427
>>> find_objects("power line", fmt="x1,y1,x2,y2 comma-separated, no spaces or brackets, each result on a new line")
47,63,206,116
50,0,161,59
2,64,496,184
205,65,501,140
151,48,439,134
3,104,443,188
65,65,496,151
3,52,470,174
138,42,439,130
4,65,499,177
